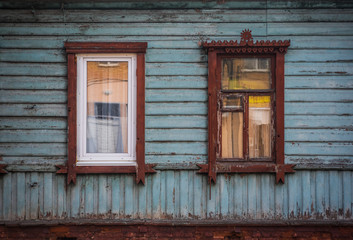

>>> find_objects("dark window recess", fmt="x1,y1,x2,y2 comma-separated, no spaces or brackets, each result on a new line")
94,102,124,119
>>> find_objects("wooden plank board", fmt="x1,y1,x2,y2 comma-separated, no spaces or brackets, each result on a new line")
146,116,207,129
0,143,66,156
146,142,207,155
285,102,353,115
0,130,67,143
285,142,353,156
2,35,353,49
0,90,67,103
147,76,207,89
0,117,67,130
146,102,207,115
0,104,67,117
285,89,353,102
285,115,353,129
286,129,353,142
285,76,353,89
146,89,207,102
146,129,207,142
0,76,67,90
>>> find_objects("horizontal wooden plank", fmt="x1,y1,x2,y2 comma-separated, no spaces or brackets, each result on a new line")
285,115,353,129
145,115,207,129
0,9,266,23
146,63,207,76
0,1,268,10
286,49,353,62
146,142,207,155
0,143,67,156
146,76,207,89
146,129,207,142
0,156,65,167
0,23,267,36
267,9,353,22
286,129,353,142
3,49,353,64
268,22,353,36
0,90,67,103
268,0,353,9
3,9,353,24
0,130,67,143
2,35,353,50
146,89,207,102
0,117,67,130
0,63,66,76
145,155,207,164
285,142,353,156
285,155,353,166
285,102,353,115
285,62,353,76
0,104,67,117
0,76,67,90
146,102,207,115
285,76,353,89
285,89,353,102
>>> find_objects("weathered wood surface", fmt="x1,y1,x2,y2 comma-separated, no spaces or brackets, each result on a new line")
0,0,352,222
0,171,352,220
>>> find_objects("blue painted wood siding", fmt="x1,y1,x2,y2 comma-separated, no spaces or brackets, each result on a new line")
0,1,353,221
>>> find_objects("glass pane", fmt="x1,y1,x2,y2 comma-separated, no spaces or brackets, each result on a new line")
86,61,128,153
221,58,271,90
249,96,271,158
222,95,243,110
222,112,243,158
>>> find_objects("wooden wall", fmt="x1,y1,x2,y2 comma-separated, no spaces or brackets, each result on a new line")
0,0,352,222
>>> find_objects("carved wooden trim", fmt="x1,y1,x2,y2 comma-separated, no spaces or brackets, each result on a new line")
59,42,155,185
0,164,8,174
202,29,293,184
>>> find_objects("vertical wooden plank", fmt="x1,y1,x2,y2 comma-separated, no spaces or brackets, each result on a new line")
166,171,175,218
288,171,300,218
93,175,99,216
70,176,80,218
111,175,120,217
137,175,147,219
275,52,285,166
16,172,26,220
0,174,3,219
124,175,133,217
337,171,344,219
242,175,248,218
30,172,39,219
84,175,94,216
207,179,216,218
274,176,285,218
174,171,180,218
261,175,271,219
38,173,44,219
2,173,11,220
315,171,325,217
219,174,229,217
152,170,161,219
302,171,311,218
343,171,352,219
146,174,152,218
43,173,53,218
25,173,30,220
188,171,194,219
180,171,188,218
234,174,243,218
247,175,256,218
98,175,107,216
255,175,261,219
227,175,234,218
329,171,339,219
193,172,202,218
79,176,85,218
56,175,66,218
106,176,112,218
11,173,17,220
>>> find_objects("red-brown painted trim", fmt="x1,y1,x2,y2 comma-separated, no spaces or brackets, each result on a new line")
202,30,292,184
59,42,154,185
0,164,7,174
64,42,147,53
67,53,77,184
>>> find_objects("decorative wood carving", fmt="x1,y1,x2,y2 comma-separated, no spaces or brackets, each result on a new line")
201,29,294,184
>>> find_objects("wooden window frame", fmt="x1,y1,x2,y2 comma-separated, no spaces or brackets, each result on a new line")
56,42,156,185
198,30,295,184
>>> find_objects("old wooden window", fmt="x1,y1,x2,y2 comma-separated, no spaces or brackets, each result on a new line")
199,30,295,183
57,42,155,184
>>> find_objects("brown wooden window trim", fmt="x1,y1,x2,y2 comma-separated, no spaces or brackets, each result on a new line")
197,30,295,184
56,42,156,185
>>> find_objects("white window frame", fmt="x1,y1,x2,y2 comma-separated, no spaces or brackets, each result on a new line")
76,54,137,166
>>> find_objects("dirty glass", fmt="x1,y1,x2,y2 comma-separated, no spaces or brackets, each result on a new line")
248,96,271,158
221,58,271,90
